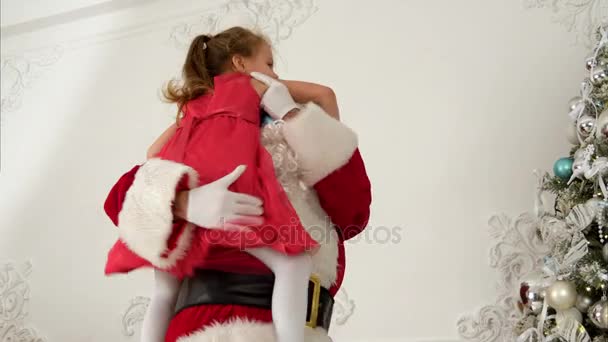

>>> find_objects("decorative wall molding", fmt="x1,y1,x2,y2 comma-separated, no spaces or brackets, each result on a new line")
121,286,354,338
122,296,150,337
169,0,318,48
0,0,317,119
0,261,45,342
523,0,608,48
332,288,356,325
1,46,63,118
457,213,547,342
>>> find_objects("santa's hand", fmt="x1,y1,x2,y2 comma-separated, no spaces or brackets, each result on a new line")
250,71,299,120
186,165,264,230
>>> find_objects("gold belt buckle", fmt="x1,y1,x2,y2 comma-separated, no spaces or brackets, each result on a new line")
306,273,321,329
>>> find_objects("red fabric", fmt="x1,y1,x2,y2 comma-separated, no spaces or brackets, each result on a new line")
102,148,372,278
314,149,371,295
102,109,372,340
105,72,318,278
103,164,154,274
165,305,272,342
103,167,195,275
103,164,140,226
314,149,372,241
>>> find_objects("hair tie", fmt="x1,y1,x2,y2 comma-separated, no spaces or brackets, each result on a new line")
201,34,212,50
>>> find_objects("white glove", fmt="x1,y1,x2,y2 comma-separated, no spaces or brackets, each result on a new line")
250,71,299,120
186,165,264,230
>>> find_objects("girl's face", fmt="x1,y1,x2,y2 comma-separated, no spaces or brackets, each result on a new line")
231,42,278,79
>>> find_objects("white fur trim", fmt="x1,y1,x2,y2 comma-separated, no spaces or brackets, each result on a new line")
282,102,358,186
287,192,339,288
261,124,339,287
176,318,331,342
117,158,198,269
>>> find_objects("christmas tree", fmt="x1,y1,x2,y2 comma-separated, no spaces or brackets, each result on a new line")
515,24,608,341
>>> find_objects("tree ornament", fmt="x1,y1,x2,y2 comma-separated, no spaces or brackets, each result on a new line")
569,96,584,111
519,280,546,314
586,55,598,71
576,293,595,313
596,110,608,140
592,67,608,85
577,115,596,138
589,297,608,330
546,280,577,310
554,157,574,180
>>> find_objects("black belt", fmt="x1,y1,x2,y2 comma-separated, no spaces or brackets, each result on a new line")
175,269,334,331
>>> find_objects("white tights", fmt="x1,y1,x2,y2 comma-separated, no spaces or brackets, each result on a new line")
140,270,180,342
246,248,313,342
140,248,312,342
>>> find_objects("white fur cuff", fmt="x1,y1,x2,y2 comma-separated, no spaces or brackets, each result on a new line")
282,102,358,186
117,158,198,269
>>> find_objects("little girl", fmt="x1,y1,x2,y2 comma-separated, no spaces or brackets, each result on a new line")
105,27,338,342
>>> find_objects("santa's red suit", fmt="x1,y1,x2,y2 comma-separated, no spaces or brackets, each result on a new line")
103,102,372,342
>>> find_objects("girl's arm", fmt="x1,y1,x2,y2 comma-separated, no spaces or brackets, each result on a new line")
145,123,190,220
279,80,340,120
146,123,178,159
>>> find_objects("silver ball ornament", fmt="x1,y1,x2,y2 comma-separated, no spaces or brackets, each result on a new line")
519,280,546,314
592,67,608,85
588,298,608,330
586,56,597,71
546,280,577,310
596,110,608,140
603,243,608,263
556,307,583,325
577,115,596,137
576,293,595,313
569,96,584,111
519,272,552,314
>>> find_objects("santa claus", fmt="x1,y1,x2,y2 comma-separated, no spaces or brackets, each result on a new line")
103,66,371,341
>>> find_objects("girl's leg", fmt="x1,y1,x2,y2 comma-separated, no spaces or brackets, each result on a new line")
245,247,313,342
141,269,181,342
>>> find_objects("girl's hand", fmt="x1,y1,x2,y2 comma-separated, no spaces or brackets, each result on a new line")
250,72,300,120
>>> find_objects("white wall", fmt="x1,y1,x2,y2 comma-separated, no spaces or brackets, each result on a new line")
0,0,600,341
